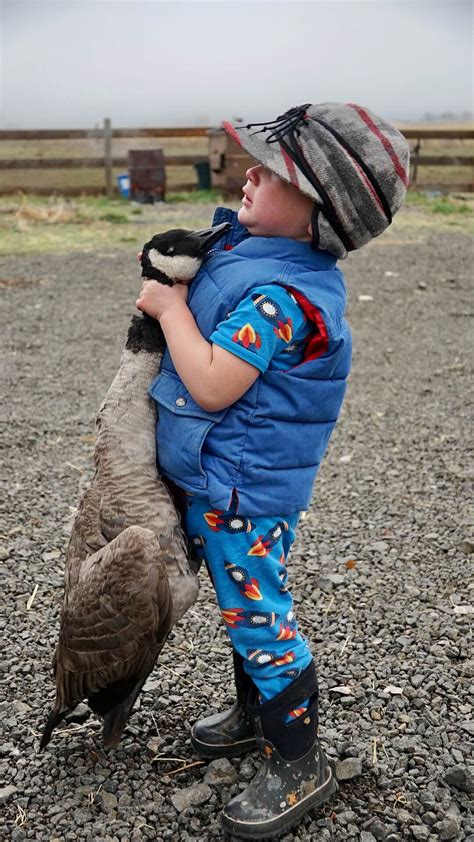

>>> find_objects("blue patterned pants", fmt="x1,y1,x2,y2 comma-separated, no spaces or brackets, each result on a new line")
183,495,313,706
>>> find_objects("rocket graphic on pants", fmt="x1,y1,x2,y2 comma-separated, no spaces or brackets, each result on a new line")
225,561,263,600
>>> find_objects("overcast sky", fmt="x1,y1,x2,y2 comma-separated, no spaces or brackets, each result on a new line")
0,0,472,128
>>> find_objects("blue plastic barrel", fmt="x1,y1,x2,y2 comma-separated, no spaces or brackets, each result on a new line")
117,174,130,199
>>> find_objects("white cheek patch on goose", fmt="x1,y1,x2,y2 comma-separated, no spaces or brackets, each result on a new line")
148,250,202,282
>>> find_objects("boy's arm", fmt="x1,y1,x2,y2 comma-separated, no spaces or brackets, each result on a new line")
161,302,259,412
136,280,259,412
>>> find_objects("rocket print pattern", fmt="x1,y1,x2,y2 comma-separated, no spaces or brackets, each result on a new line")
285,701,309,722
272,651,296,666
248,521,289,557
190,534,206,553
279,553,289,593
282,668,302,680
281,340,304,355
225,562,263,600
251,293,293,342
232,322,262,351
247,648,296,667
183,496,311,707
247,648,278,667
204,510,254,534
222,609,278,629
276,609,298,640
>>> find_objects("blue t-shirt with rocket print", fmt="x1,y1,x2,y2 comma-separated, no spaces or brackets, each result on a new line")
210,285,312,371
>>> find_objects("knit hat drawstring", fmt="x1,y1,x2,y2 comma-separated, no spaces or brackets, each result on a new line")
237,104,311,142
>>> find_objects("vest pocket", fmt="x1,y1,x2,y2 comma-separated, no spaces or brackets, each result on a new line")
149,371,227,488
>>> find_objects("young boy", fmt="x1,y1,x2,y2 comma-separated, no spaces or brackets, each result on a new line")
136,102,409,838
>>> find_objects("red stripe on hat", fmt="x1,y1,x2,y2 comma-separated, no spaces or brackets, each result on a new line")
348,104,408,187
342,147,385,213
280,144,300,187
223,121,243,147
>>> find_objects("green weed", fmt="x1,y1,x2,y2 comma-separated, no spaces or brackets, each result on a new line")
99,212,130,224
167,189,223,204
405,191,473,216
432,200,472,215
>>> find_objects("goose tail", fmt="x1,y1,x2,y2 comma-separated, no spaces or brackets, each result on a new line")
39,707,70,751
101,680,145,749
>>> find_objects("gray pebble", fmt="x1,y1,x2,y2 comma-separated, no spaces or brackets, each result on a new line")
444,764,474,793
323,573,346,586
238,757,257,782
335,758,362,781
203,758,238,786
410,826,430,841
435,816,461,840
170,783,212,813
368,818,389,840
100,791,118,812
0,784,18,805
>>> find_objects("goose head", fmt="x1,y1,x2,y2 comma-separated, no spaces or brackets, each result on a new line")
141,222,231,285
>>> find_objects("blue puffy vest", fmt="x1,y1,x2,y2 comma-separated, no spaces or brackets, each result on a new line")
148,208,352,516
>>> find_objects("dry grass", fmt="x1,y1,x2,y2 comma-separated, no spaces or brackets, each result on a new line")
0,187,472,259
0,192,233,256
15,197,77,227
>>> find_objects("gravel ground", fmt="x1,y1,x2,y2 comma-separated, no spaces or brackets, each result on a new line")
1,227,473,842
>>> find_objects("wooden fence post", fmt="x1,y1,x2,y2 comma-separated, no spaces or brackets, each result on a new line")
411,138,421,188
104,118,112,198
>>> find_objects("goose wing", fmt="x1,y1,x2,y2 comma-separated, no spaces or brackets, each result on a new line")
53,525,172,714
65,483,110,568
155,522,200,625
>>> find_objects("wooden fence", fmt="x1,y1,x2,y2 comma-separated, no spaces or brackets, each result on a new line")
403,127,474,193
0,119,472,196
0,120,208,196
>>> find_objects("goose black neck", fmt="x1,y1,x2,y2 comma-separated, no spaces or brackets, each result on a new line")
141,267,174,287
125,314,165,354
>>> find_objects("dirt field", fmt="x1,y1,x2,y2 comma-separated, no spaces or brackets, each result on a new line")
1,210,473,841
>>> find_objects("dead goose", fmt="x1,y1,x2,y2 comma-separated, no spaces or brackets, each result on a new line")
40,222,230,750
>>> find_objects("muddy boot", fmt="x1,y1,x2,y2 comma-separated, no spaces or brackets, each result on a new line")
191,650,257,758
221,661,337,839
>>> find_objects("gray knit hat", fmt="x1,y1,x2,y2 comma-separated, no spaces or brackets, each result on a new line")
223,102,410,258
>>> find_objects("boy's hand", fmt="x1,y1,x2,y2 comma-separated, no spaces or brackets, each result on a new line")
136,280,188,321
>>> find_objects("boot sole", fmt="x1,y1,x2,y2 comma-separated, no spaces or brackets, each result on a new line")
221,766,338,839
191,732,257,759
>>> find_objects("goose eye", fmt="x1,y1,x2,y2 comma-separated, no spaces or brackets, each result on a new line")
167,246,175,254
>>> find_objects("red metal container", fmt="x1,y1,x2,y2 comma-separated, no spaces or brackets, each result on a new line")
128,148,166,203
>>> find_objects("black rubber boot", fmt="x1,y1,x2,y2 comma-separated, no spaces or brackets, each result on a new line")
191,650,257,758
221,661,337,839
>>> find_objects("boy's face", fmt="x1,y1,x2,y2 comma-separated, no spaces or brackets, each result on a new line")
237,164,313,241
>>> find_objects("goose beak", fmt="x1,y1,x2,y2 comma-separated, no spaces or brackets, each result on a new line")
191,222,231,254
